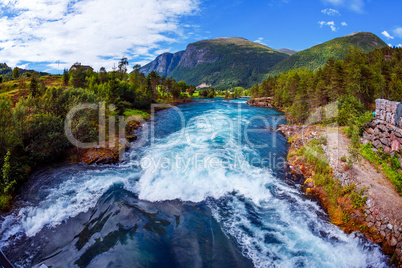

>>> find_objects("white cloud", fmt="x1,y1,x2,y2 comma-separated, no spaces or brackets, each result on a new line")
388,44,393,47
321,8,340,16
0,0,200,71
397,44,402,48
341,22,348,26
318,21,337,32
254,37,267,46
382,31,394,40
393,27,402,38
322,0,365,13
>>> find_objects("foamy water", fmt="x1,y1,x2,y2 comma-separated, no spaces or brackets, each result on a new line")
0,99,389,267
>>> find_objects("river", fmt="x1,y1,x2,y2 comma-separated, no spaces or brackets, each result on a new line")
0,99,389,267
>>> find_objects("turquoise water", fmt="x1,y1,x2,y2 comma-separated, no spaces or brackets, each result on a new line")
0,99,389,267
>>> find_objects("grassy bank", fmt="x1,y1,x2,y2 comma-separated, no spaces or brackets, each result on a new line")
360,142,402,194
289,136,369,233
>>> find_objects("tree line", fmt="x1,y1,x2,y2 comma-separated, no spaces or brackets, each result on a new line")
250,46,402,125
0,58,193,210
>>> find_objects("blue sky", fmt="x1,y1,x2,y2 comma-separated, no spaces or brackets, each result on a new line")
0,0,401,74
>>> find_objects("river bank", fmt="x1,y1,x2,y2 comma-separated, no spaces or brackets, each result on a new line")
72,98,194,165
278,124,402,266
1,98,389,267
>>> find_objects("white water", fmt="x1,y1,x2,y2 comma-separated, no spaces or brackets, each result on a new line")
0,100,389,267
133,104,388,267
137,109,274,204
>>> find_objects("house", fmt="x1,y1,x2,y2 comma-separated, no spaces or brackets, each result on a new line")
70,62,93,72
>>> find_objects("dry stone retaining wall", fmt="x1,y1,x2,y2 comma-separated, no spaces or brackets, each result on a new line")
362,99,402,264
363,99,402,154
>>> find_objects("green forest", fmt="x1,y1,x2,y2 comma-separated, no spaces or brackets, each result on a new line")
251,46,402,125
168,38,289,90
268,32,387,75
0,60,193,210
1,46,402,210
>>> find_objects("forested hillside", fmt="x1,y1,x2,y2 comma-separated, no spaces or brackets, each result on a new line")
251,46,402,124
0,63,49,79
141,37,289,90
268,32,387,76
0,62,193,210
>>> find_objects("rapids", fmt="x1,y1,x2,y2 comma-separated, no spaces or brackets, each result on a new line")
0,99,389,267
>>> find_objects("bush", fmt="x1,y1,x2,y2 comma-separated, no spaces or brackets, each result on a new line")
338,95,364,126
0,195,12,210
23,113,70,165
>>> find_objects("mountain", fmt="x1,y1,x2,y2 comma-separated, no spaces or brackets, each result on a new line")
268,32,387,75
140,51,184,77
0,63,11,76
141,37,289,89
278,48,298,55
0,63,49,77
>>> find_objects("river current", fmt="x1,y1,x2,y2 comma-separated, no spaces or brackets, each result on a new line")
0,99,389,267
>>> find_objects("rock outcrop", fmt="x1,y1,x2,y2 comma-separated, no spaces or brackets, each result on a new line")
73,138,132,165
139,51,184,77
246,97,276,109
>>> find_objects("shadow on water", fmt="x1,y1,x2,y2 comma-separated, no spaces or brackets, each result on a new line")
1,100,390,267
7,185,253,268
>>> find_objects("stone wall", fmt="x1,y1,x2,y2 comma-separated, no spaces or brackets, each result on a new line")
362,99,402,264
375,99,402,127
363,99,402,154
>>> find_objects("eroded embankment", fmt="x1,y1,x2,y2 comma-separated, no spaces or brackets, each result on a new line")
72,99,194,165
278,124,402,266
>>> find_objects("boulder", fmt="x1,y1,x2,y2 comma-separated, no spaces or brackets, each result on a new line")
395,129,402,138
380,137,390,147
366,127,375,134
392,140,400,152
373,140,382,148
363,132,372,141
378,124,388,133
390,236,398,247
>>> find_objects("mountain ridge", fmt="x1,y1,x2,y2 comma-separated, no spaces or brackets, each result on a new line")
140,32,387,89
0,63,49,78
140,37,289,89
268,32,387,75
278,48,298,55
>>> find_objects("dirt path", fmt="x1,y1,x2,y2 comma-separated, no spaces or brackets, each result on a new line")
324,127,402,223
